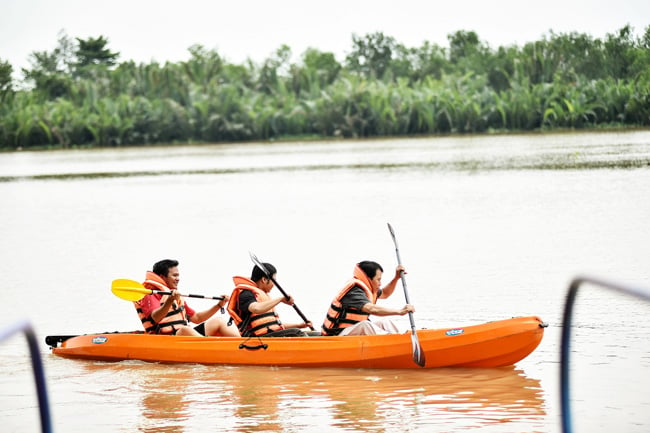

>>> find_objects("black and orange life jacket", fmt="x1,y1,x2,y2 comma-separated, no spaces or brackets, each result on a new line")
134,271,189,335
227,276,284,337
321,265,378,336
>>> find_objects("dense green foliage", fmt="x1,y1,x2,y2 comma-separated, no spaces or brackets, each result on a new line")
1,26,649,149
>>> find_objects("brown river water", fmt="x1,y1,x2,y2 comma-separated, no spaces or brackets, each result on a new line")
1,130,649,432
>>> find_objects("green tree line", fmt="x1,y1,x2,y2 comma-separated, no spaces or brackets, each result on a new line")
1,26,649,149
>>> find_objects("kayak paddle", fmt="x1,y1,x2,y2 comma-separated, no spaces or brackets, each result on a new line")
387,222,426,367
111,278,225,303
248,252,315,331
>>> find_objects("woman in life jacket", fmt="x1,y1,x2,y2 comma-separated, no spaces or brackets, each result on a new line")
227,262,312,337
321,261,415,336
135,259,239,337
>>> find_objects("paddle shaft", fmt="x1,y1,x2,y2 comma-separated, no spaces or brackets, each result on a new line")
392,239,417,332
388,222,426,367
249,252,315,331
269,276,315,330
149,289,224,301
147,289,225,314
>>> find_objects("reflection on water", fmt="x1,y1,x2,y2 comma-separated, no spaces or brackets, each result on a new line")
139,373,190,433
74,362,545,433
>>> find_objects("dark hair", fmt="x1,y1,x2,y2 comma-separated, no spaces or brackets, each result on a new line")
251,263,276,282
152,259,179,277
358,261,383,279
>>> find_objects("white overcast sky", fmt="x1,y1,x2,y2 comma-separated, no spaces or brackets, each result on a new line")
1,0,648,73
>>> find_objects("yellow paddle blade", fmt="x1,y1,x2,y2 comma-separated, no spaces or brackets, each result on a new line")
111,279,150,301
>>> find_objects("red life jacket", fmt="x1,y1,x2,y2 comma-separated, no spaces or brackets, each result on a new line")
134,271,189,335
321,264,378,336
227,276,284,337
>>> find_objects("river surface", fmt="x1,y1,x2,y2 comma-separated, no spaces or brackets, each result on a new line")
1,130,649,432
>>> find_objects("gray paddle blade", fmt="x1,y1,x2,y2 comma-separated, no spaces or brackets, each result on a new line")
249,251,270,277
411,334,426,367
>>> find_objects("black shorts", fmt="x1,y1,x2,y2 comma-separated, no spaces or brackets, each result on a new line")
193,323,206,336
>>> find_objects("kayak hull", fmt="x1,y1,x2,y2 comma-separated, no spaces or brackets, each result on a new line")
48,316,546,368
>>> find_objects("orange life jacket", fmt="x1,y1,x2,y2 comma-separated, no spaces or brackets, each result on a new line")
321,264,378,336
134,271,189,335
227,276,284,337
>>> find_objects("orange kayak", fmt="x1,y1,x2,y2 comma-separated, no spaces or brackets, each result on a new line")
46,316,546,368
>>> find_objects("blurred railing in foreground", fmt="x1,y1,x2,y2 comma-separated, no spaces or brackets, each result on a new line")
560,275,650,433
0,320,52,433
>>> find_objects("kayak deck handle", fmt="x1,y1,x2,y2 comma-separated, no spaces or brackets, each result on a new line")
238,342,268,351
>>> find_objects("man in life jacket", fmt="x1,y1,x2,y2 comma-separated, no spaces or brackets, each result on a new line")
227,263,312,337
135,259,240,336
322,260,415,336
